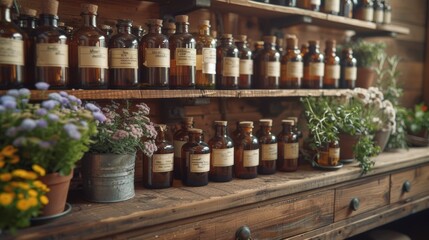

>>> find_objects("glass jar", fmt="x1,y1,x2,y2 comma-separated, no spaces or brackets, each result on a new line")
280,36,303,89
254,35,281,89
173,117,194,179
382,0,391,24
318,140,340,166
108,19,139,89
354,0,374,22
323,0,340,15
182,128,210,187
195,20,216,89
340,48,357,89
208,121,234,182
341,0,353,18
373,0,384,24
302,0,321,11
277,119,299,172
303,40,324,89
323,40,340,89
235,35,253,89
234,121,259,179
256,119,277,175
143,124,174,189
216,33,239,89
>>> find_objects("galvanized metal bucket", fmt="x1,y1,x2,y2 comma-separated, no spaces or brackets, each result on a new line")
81,153,136,202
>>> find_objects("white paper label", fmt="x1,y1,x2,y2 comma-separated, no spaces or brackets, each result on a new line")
239,59,253,75
286,62,303,78
222,57,240,77
212,148,234,167
78,46,108,68
173,140,187,158
144,48,170,68
243,149,259,167
261,144,278,161
284,143,299,159
345,66,357,81
175,48,196,66
311,0,321,5
190,153,210,173
329,147,340,159
324,0,340,12
266,61,280,77
152,153,174,172
374,9,384,23
0,37,24,66
363,8,374,22
309,62,324,77
36,43,68,67
109,48,138,69
202,48,216,74
325,65,340,79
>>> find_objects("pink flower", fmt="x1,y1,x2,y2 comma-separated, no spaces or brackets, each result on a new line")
112,130,129,140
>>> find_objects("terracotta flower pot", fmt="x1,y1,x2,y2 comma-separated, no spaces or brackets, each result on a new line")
39,170,73,216
374,128,392,152
356,67,376,89
339,133,360,162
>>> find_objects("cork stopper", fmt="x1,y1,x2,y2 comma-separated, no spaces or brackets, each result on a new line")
259,119,273,126
282,119,295,125
199,20,210,27
147,19,163,26
255,41,264,47
188,128,203,134
155,124,167,132
325,39,336,49
41,0,59,16
235,35,247,42
221,33,232,39
286,117,298,124
175,15,189,23
308,40,319,46
286,36,298,48
183,117,194,124
21,7,37,17
0,0,13,8
263,35,276,44
81,3,98,15
239,121,254,128
214,121,227,126
163,21,176,30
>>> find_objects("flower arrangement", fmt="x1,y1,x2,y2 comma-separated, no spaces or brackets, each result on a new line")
89,102,157,156
405,103,429,137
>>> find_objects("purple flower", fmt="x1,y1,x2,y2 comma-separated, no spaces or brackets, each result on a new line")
93,112,106,123
67,95,78,104
80,120,88,128
2,100,16,109
59,91,68,97
38,141,52,149
48,93,62,102
20,118,37,131
47,113,59,122
60,97,70,106
35,82,50,90
18,88,30,97
85,103,100,112
36,119,48,128
6,127,17,137
64,123,81,140
13,137,26,147
36,108,48,116
0,106,5,113
21,98,29,104
6,89,19,97
1,95,16,103
42,100,59,110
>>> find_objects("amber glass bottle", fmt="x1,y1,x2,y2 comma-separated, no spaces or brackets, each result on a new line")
143,124,174,189
323,40,340,89
162,22,176,39
276,37,284,57
341,0,353,18
71,3,108,89
303,0,321,11
140,19,170,89
234,121,259,179
108,19,139,89
208,121,234,182
169,15,196,89
0,0,25,89
300,43,309,58
216,33,239,89
17,8,37,88
182,128,210,187
257,119,277,175
340,48,357,89
373,0,384,24
323,0,340,15
231,121,242,144
195,20,216,89
277,120,299,172
173,117,194,179
303,40,324,89
255,36,281,89
235,35,253,89
280,36,302,89
318,140,340,166
252,41,264,60
355,0,374,22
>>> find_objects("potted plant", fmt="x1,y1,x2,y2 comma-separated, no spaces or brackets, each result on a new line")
404,103,429,146
82,101,158,203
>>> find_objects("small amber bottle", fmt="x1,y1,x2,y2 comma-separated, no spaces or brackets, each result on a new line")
302,0,321,11
140,19,170,89
17,7,37,88
234,121,259,179
355,0,374,22
257,119,277,175
208,121,234,182
108,19,139,89
252,41,264,61
195,20,216,89
318,140,340,166
303,40,324,89
169,15,196,89
255,35,281,89
277,120,299,172
216,33,239,89
182,128,210,187
323,0,340,15
323,40,340,89
71,3,108,89
143,124,174,189
341,0,353,18
162,22,176,39
173,117,194,179
340,48,357,89
0,0,26,89
231,121,242,144
280,36,303,89
235,35,253,89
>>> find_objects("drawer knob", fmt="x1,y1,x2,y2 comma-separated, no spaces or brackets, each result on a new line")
350,198,360,211
235,225,252,240
402,180,411,192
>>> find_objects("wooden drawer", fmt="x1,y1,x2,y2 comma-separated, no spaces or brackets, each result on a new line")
334,176,390,221
390,164,429,204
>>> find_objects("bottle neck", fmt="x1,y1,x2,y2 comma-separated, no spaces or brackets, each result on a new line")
82,13,97,27
118,25,131,34
1,6,11,22
282,124,293,133
189,133,202,142
215,125,228,137
221,38,233,46
149,24,162,34
156,130,166,142
326,48,336,56
183,122,193,131
235,41,244,49
264,42,276,50
309,44,319,53
18,16,36,29
261,126,272,135
199,25,210,36
39,14,58,27
176,22,189,34
242,127,253,136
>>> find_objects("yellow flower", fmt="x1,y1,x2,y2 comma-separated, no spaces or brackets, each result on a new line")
9,155,19,164
32,164,46,177
18,193,25,199
0,193,14,206
28,189,38,197
0,160,4,168
1,145,18,157
33,180,50,192
16,199,31,211
11,169,37,180
0,173,12,182
40,195,49,205
28,197,38,207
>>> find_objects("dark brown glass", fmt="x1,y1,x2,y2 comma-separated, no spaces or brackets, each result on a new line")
208,121,234,182
276,37,284,56
231,121,242,144
340,48,357,89
143,125,174,189
277,120,299,172
216,34,239,89
169,16,196,89
256,120,277,175
318,140,340,166
252,41,264,61
255,36,281,89
181,129,210,187
235,35,253,89
108,19,139,89
323,0,340,15
234,122,259,179
302,0,321,11
140,19,169,89
341,0,353,18
323,40,340,89
303,40,324,89
300,43,308,58
173,117,194,179
0,3,26,89
280,36,302,89
17,11,36,88
195,20,216,89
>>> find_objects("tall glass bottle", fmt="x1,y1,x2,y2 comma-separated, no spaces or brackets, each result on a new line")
373,0,384,24
277,120,299,172
252,41,264,60
340,48,357,89
280,36,302,89
208,121,234,182
255,35,281,89
0,0,25,89
162,22,176,39
108,19,139,89
235,35,253,89
169,15,196,89
303,0,321,11
195,20,216,89
256,119,277,175
140,19,170,89
303,40,324,89
341,0,353,18
234,121,259,179
143,124,174,189
323,39,340,89
173,117,194,179
216,33,239,89
17,7,37,88
323,0,340,15
71,3,108,89
182,128,210,187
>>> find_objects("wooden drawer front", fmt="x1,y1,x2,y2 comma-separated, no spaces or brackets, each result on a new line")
334,176,390,221
390,164,429,204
